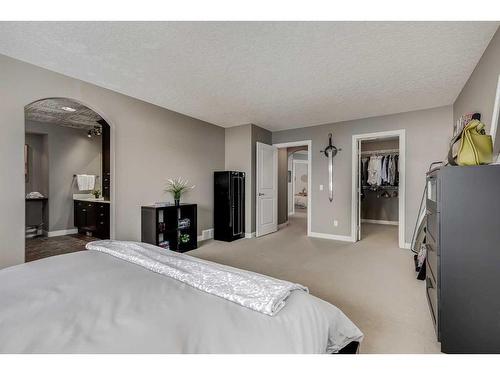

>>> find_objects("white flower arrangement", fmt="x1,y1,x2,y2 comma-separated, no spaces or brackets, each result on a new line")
165,177,195,202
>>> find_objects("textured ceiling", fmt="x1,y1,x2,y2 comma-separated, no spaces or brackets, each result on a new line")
1,22,498,131
25,98,102,130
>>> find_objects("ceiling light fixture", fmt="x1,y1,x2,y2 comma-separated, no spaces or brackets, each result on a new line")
61,106,76,112
87,126,102,138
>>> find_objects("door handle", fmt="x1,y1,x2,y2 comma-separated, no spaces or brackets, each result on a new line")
258,193,264,196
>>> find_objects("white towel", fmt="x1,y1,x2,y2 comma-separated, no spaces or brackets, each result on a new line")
87,175,95,191
76,174,96,191
76,174,87,190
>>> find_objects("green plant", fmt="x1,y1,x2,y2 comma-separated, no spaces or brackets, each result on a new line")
92,189,101,199
165,177,195,201
180,234,190,243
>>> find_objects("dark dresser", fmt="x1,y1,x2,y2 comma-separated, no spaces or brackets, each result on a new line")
426,165,500,353
141,204,197,252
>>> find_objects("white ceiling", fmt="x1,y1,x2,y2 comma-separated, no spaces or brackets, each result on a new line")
0,22,498,131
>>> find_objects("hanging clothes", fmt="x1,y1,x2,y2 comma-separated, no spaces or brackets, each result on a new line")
364,153,399,188
367,155,383,186
361,157,369,186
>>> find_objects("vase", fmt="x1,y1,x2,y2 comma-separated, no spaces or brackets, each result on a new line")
174,198,180,206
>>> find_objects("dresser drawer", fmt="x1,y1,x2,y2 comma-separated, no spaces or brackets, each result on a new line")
426,238,438,280
426,275,439,334
426,208,439,244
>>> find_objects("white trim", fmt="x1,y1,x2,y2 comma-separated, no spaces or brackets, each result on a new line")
197,228,214,242
44,228,78,237
403,242,412,250
361,219,398,226
309,231,355,242
273,140,312,237
351,129,406,248
490,74,500,148
245,232,256,239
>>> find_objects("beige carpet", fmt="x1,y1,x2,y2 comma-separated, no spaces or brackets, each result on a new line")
190,213,441,354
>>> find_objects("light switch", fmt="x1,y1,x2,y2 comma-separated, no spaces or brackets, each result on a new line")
333,220,339,227
319,184,324,191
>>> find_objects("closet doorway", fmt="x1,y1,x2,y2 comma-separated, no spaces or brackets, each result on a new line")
351,130,406,248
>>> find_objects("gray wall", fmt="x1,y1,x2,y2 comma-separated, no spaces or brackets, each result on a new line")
225,124,252,234
273,105,453,242
454,27,500,156
361,139,399,152
225,124,272,235
26,121,101,232
0,54,225,269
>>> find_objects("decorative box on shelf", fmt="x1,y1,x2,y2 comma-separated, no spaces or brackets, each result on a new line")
141,203,197,252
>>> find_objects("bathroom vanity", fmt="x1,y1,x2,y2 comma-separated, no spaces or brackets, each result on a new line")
74,198,110,239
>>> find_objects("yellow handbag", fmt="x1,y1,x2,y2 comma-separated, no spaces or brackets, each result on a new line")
448,119,493,166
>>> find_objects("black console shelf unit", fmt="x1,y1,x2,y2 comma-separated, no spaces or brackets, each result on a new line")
141,204,197,252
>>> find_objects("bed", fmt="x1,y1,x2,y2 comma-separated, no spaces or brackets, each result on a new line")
0,241,363,354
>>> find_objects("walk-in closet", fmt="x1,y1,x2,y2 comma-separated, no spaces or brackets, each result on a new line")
359,137,400,241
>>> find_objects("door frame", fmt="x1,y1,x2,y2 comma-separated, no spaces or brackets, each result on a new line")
292,159,308,216
273,140,312,237
351,129,406,249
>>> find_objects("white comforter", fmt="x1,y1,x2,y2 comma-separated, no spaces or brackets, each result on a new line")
0,248,363,353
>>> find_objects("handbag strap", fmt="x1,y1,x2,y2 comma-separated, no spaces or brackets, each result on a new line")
447,129,463,166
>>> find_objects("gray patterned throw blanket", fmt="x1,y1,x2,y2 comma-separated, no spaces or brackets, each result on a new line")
86,240,308,316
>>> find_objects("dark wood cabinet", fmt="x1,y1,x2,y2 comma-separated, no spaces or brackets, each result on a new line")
74,200,110,239
141,204,197,252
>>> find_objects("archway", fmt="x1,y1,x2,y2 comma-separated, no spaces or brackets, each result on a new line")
24,97,114,262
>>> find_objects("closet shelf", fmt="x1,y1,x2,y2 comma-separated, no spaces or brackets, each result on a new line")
360,148,399,156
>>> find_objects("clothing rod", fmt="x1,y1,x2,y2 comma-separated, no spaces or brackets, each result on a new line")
360,149,399,155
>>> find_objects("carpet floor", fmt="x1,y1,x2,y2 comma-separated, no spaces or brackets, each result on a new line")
190,213,441,354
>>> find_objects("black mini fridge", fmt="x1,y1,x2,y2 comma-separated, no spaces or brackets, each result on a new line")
214,171,245,241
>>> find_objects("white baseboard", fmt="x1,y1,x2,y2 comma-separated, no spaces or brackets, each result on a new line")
44,228,78,237
245,232,256,239
197,228,214,242
361,219,398,226
309,231,355,242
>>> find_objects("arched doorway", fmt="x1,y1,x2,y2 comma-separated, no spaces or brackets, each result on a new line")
24,98,112,262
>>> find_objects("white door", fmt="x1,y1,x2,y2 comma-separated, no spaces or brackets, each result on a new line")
256,142,278,237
